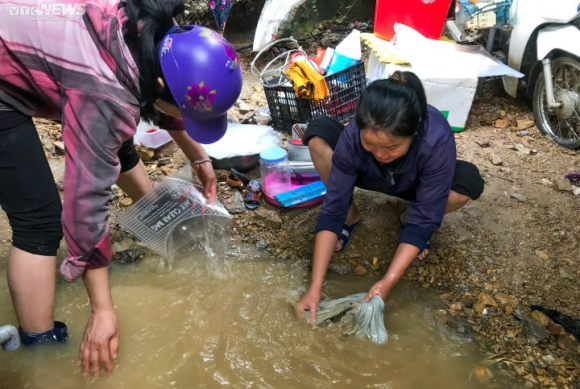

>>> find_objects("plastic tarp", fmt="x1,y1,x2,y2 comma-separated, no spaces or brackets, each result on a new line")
313,293,388,345
392,23,524,79
201,123,281,160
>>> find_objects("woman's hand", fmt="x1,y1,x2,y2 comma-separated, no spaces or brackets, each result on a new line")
166,130,217,199
192,161,217,199
298,287,322,323
79,308,119,377
363,278,390,302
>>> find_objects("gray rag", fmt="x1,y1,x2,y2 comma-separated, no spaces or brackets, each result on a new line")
312,293,388,344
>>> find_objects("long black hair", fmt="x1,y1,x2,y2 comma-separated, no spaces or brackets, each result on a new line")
124,0,184,122
355,71,427,138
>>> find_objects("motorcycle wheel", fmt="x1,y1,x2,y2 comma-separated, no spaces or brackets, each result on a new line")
533,56,580,149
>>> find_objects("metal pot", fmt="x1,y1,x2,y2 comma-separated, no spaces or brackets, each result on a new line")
210,154,260,171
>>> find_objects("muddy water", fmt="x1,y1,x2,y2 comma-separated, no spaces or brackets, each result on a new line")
0,247,513,389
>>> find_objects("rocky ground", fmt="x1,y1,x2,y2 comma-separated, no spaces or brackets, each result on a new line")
1,21,578,389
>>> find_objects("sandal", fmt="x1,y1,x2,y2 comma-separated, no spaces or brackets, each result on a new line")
230,168,253,186
336,221,359,252
226,169,255,189
226,174,243,188
245,180,261,210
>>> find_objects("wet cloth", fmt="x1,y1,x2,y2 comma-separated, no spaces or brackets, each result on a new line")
0,0,183,281
313,293,388,344
285,61,330,100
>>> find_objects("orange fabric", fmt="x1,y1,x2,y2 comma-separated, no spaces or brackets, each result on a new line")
286,61,330,100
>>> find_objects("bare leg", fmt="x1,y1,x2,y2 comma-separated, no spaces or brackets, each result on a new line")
8,247,55,333
308,137,360,251
115,160,153,202
445,190,470,214
402,190,471,260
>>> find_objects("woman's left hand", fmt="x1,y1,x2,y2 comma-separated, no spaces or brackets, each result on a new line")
192,161,217,199
363,278,390,302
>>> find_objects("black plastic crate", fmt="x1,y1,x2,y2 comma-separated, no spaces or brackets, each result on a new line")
263,62,366,132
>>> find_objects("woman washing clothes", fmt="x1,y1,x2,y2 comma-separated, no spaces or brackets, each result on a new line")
298,72,484,322
0,0,240,376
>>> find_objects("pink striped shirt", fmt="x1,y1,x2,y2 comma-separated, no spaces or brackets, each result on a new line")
0,0,179,281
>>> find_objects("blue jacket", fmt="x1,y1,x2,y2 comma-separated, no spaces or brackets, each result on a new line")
316,105,457,251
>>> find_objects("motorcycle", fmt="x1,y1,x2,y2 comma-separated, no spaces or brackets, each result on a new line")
451,0,580,149
503,0,580,149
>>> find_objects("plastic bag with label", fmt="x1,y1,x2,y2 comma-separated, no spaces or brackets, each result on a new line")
118,165,232,260
252,0,307,52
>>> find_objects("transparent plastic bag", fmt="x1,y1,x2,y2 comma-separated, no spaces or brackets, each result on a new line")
313,293,388,345
118,166,232,259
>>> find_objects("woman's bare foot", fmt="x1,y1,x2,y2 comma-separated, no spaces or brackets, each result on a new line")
417,248,430,260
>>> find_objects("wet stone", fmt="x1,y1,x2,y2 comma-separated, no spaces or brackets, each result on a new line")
113,248,145,265
354,265,367,276
510,193,526,202
476,139,491,148
53,141,65,153
136,145,155,161
514,309,549,345
490,153,503,166
531,310,551,327
553,177,573,192
495,293,517,306
445,316,473,336
535,249,550,261
558,268,573,280
254,207,282,229
477,292,498,308
225,190,245,215
473,302,486,316
546,322,565,336
112,237,136,253
328,261,353,275
256,239,268,249
495,118,509,128
449,302,465,311
542,355,555,366
472,365,493,383
516,119,535,130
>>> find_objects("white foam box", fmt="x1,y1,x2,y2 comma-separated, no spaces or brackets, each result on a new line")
367,52,477,132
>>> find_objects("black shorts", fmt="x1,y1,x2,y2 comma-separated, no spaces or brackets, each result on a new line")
303,116,484,201
0,110,140,256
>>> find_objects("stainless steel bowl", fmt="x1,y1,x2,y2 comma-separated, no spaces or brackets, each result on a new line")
210,154,260,172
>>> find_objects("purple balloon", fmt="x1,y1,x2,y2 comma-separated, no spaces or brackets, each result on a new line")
159,25,243,144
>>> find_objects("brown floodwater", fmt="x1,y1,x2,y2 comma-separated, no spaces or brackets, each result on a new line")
0,246,517,389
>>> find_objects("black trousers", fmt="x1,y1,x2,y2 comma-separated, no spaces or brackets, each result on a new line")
0,110,140,256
